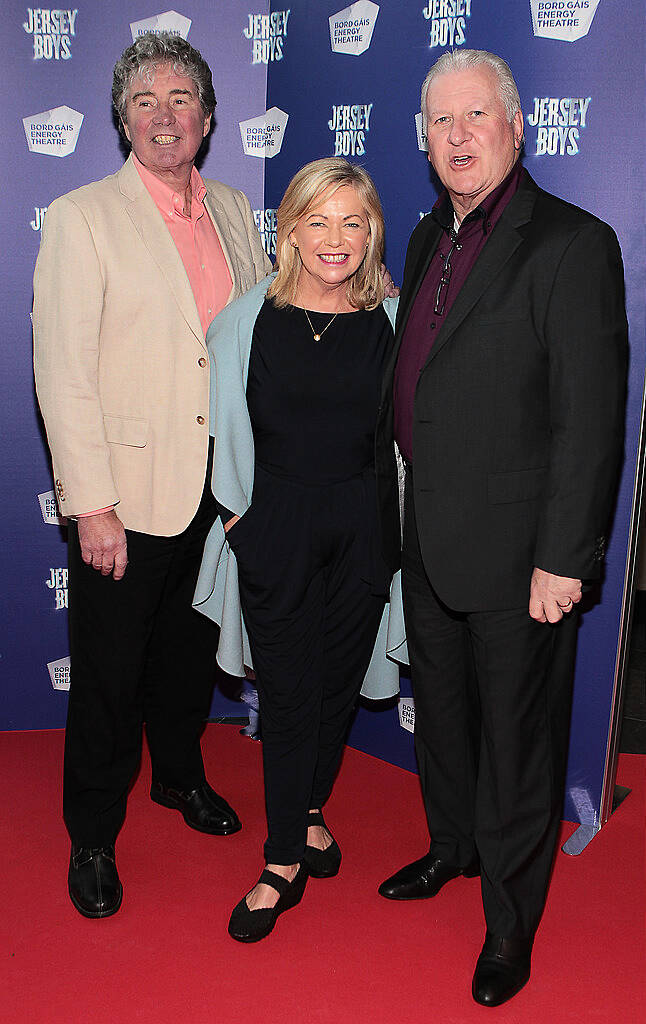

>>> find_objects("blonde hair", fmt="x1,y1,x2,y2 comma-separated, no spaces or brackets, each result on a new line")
267,158,385,310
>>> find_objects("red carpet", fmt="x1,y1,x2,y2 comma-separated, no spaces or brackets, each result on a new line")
1,725,644,1024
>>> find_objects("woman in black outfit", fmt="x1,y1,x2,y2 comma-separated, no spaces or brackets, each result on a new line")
198,159,401,941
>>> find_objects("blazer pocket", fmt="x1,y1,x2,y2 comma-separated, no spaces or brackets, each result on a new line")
103,414,148,447
488,466,548,505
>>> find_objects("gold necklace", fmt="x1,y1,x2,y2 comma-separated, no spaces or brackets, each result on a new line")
304,308,339,342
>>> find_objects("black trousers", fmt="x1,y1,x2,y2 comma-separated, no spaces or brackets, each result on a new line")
229,465,386,865
63,455,220,846
403,475,578,939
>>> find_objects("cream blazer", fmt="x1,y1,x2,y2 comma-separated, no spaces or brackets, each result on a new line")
33,154,272,535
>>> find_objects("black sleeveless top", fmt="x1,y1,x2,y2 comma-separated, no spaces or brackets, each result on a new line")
246,299,394,484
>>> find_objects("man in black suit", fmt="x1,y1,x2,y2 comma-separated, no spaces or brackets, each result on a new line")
375,50,627,1007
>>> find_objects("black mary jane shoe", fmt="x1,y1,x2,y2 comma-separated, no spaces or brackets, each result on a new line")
68,845,123,919
228,865,308,943
472,932,532,1007
150,780,241,836
303,809,342,878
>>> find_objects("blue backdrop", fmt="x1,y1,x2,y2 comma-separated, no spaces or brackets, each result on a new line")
2,1,644,832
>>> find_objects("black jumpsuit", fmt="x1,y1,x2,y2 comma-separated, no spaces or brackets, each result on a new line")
225,298,394,864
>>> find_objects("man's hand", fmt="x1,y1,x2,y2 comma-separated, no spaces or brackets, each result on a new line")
224,514,240,533
529,567,582,623
77,510,128,580
380,263,400,298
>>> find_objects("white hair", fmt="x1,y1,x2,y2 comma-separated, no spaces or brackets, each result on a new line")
421,49,521,126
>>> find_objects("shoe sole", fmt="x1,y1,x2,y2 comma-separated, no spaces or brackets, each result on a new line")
472,973,530,1007
305,864,341,879
228,875,308,942
303,835,342,878
150,790,242,836
378,889,442,901
228,924,276,943
69,885,123,919
303,852,341,878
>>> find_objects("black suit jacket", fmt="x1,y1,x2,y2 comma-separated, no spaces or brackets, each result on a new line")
376,172,628,611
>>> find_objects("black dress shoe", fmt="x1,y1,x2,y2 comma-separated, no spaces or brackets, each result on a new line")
378,851,480,900
472,932,532,1007
68,845,123,919
303,809,342,878
228,865,308,943
150,780,241,835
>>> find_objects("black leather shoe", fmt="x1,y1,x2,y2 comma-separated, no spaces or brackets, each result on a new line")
378,851,480,900
303,809,342,878
68,845,123,918
150,780,241,835
228,865,308,942
472,932,532,1007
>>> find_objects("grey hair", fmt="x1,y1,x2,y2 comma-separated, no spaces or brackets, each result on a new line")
421,49,521,125
112,32,216,136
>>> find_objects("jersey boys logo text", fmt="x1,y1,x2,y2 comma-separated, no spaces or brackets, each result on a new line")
527,96,591,155
46,567,68,610
23,8,78,60
244,10,290,63
328,103,373,156
31,206,48,232
254,208,277,256
423,0,472,48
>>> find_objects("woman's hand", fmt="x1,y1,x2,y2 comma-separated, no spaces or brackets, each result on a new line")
224,514,240,533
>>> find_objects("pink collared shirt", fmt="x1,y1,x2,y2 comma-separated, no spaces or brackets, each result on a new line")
78,156,232,518
133,154,232,334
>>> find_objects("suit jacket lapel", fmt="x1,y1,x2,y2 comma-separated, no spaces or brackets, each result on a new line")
381,217,443,403
397,221,443,343
118,155,205,346
422,178,538,369
203,189,238,306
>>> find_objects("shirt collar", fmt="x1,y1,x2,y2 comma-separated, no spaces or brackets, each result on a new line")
432,160,525,237
132,153,207,220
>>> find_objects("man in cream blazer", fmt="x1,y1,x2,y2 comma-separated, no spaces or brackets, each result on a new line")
33,32,271,918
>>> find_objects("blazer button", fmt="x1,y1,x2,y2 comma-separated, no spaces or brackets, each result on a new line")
198,357,207,368
196,415,205,425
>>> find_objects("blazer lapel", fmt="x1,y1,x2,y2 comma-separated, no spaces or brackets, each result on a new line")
203,189,238,306
381,217,443,402
396,221,443,343
118,156,205,346
422,179,538,369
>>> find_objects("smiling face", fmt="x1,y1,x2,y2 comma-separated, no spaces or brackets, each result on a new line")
424,65,523,219
122,62,211,185
288,185,370,309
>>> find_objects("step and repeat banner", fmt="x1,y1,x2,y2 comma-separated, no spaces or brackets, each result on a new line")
2,1,644,831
